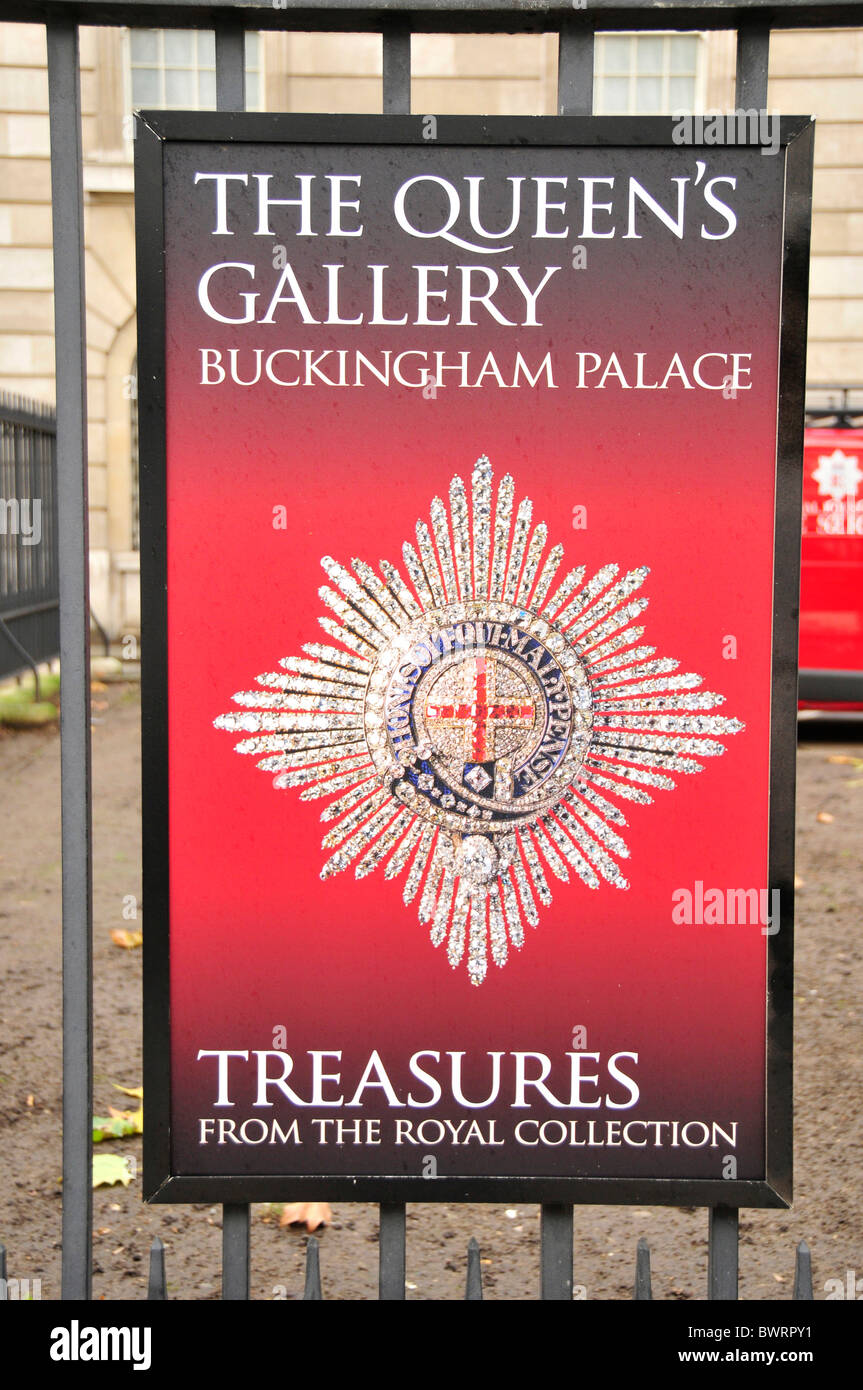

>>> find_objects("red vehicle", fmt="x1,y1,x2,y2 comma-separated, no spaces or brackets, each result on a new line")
799,395,863,709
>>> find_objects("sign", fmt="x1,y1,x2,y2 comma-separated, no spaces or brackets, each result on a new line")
136,114,813,1204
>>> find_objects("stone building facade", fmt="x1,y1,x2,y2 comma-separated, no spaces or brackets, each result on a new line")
0,21,860,637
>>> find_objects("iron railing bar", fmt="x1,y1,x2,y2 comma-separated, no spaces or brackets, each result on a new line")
0,406,56,432
379,1202,407,1300
147,1236,167,1300
221,1203,251,1299
633,1236,653,1300
215,22,246,112
708,1204,739,1299
793,1240,813,1299
735,26,770,109
303,1237,323,1299
540,1203,574,1300
1,2,859,32
377,28,410,1305
558,21,594,116
0,598,59,623
47,18,94,1304
465,1237,483,1300
213,25,251,1299
382,22,411,115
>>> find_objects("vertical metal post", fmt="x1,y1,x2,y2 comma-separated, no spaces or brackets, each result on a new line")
540,1204,573,1300
215,24,246,112
464,1237,483,1300
634,1236,652,1300
379,1202,406,1300
793,1241,814,1300
222,1204,251,1300
383,24,411,115
377,21,411,1304
213,29,251,1298
47,21,93,1304
708,1205,739,1300
303,1238,323,1300
558,21,595,116
147,1237,167,1300
735,27,770,110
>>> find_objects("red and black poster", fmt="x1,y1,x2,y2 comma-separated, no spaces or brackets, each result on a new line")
136,115,813,1204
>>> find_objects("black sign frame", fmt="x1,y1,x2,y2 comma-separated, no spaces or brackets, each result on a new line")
136,112,813,1207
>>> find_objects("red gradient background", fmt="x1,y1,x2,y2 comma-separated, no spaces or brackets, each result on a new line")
161,138,785,1179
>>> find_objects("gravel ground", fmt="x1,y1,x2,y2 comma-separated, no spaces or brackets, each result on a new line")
0,684,860,1300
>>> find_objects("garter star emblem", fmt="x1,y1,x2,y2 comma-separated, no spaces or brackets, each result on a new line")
215,456,744,985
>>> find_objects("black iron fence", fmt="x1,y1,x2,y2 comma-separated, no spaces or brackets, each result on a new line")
805,384,863,430
0,0,853,1301
0,392,59,688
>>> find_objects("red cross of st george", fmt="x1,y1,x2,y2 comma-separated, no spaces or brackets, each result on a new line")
424,657,534,763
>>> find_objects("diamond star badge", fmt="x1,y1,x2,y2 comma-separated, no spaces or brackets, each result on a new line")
216,455,744,984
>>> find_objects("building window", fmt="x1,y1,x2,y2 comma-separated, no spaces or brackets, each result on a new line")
129,28,262,110
594,33,703,115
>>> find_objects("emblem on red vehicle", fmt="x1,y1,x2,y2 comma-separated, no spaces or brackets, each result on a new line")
813,448,862,501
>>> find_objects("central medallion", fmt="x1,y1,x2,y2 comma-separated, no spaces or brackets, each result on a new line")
365,599,593,837
423,653,538,769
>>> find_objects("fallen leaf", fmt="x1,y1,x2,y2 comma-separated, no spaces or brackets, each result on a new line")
110,928,143,949
827,755,863,767
92,1154,134,1188
93,1110,140,1142
845,778,863,789
26,1094,34,1107
816,812,834,824
90,680,108,692
794,875,805,889
278,1201,332,1232
773,1272,786,1283
112,1102,143,1132
93,1087,143,1142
